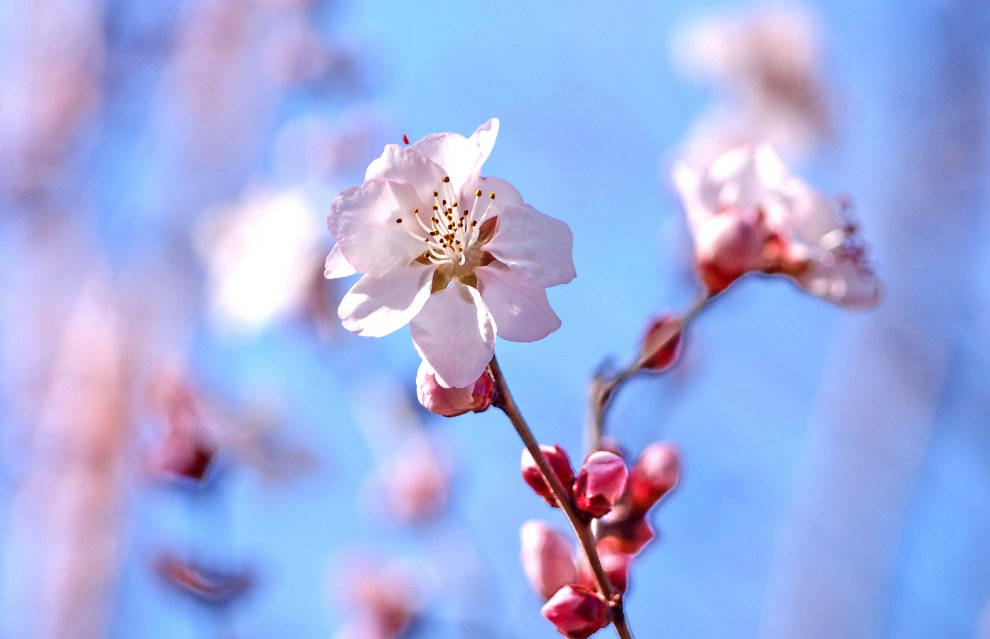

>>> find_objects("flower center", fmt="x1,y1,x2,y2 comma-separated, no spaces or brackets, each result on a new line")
394,175,498,277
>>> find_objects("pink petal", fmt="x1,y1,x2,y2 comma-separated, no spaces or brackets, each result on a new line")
364,144,447,206
338,265,433,337
484,204,576,288
410,282,495,388
477,264,561,342
328,178,427,277
324,244,357,279
405,118,499,192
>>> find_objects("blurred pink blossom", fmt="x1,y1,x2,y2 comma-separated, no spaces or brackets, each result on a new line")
673,144,880,306
0,0,105,197
145,370,218,484
672,6,830,157
382,435,451,523
332,558,425,639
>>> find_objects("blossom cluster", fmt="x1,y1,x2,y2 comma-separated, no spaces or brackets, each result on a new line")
520,443,680,638
325,114,880,638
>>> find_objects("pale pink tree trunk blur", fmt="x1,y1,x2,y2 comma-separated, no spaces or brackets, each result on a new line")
2,274,137,639
762,2,987,637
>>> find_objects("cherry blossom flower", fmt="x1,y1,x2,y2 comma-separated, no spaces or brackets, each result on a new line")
673,144,880,307
326,119,575,387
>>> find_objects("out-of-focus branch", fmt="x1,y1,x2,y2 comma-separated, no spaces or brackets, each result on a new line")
587,291,711,450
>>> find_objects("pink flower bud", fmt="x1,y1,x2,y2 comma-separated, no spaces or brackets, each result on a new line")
628,442,680,516
415,361,493,417
576,546,631,594
639,315,683,371
519,521,577,600
597,514,655,555
541,585,610,639
521,445,575,507
572,451,628,518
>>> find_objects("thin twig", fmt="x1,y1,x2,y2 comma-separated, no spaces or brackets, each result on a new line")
586,291,712,450
487,356,634,639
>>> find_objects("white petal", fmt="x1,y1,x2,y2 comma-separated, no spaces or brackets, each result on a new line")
459,175,524,209
411,282,495,388
797,254,882,309
672,160,715,237
338,265,433,337
324,244,357,279
406,119,500,192
364,145,447,205
477,264,561,342
708,145,769,211
484,204,576,288
328,179,427,277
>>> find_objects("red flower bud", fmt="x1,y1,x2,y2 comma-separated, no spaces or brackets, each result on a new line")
415,361,493,417
519,521,577,600
521,445,575,507
639,315,683,371
541,585,610,639
572,451,628,518
597,514,655,555
576,546,631,595
628,442,680,516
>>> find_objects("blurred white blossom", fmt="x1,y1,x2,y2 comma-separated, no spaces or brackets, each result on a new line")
196,189,325,333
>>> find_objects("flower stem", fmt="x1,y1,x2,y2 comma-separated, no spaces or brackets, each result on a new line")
586,291,712,450
487,356,634,639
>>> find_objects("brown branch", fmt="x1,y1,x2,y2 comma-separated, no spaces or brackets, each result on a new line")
487,356,634,639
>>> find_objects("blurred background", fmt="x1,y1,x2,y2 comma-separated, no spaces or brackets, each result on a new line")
0,0,987,638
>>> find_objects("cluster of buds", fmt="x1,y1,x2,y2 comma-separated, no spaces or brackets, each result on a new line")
521,446,628,519
519,442,681,638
